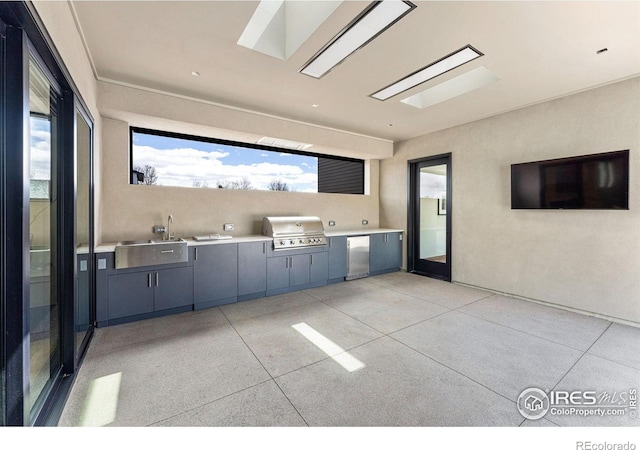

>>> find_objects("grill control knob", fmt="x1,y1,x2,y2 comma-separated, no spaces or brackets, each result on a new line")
289,240,295,245
280,240,285,246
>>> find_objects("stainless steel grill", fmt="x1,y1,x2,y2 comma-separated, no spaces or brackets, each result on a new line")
262,216,327,250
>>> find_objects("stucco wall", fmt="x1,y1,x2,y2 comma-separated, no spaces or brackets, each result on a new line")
380,77,640,324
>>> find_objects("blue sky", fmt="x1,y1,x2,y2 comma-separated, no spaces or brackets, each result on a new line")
132,131,318,191
30,117,52,180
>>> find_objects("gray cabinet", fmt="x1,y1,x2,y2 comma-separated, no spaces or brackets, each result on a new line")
107,266,194,320
238,241,267,300
266,249,328,294
107,271,154,319
310,251,329,283
96,232,402,327
267,256,295,291
194,244,238,309
327,236,347,281
370,232,402,275
154,266,194,311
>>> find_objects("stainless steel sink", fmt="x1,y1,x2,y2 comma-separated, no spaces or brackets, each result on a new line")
115,238,188,269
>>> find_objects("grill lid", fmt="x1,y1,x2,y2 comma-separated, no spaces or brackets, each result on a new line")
262,216,327,250
262,216,325,237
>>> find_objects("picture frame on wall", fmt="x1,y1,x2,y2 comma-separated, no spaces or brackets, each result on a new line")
438,197,446,215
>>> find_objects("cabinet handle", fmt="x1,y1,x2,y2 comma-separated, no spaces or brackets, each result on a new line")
160,249,174,254
155,272,159,287
289,257,293,268
147,273,152,287
329,238,332,248
310,254,313,265
195,247,198,261
285,257,289,269
263,242,266,254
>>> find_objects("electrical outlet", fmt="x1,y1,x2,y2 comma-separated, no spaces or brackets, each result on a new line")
223,223,234,231
362,219,368,225
153,225,166,234
328,220,336,227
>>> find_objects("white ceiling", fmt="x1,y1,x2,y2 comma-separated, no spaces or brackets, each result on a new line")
71,1,640,143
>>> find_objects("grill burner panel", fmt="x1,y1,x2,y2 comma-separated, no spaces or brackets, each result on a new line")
262,216,327,250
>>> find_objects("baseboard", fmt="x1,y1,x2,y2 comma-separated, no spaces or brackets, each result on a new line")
452,281,640,328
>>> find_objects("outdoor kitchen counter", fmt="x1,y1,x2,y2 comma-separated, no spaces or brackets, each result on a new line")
95,235,270,253
325,228,403,237
95,230,403,253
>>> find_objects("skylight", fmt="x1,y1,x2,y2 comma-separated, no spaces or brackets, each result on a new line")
237,0,342,60
371,45,483,101
400,67,500,109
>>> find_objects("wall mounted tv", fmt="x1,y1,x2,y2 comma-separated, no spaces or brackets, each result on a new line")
511,150,629,210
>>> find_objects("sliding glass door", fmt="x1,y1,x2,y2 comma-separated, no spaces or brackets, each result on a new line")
1,2,95,425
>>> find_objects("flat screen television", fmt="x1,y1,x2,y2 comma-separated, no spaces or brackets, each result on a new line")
511,150,629,209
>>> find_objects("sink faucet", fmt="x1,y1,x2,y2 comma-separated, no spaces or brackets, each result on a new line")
165,214,174,240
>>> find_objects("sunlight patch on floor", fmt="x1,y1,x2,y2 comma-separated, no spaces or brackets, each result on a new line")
79,372,122,426
292,322,365,372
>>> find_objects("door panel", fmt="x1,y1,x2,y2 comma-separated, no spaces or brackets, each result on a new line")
27,55,61,414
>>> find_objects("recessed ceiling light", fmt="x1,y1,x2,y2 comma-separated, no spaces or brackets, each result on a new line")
400,66,500,109
300,0,416,79
312,104,320,108
371,45,483,101
191,71,200,77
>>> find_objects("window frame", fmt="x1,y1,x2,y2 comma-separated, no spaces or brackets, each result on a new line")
129,126,365,195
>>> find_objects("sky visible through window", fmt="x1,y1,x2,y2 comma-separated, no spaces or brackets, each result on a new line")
30,116,51,181
132,131,319,192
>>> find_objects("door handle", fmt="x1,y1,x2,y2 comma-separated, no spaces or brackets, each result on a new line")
194,247,198,260
160,249,174,254
147,273,152,287
155,272,159,286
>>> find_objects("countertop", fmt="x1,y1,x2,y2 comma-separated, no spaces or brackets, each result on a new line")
95,229,404,253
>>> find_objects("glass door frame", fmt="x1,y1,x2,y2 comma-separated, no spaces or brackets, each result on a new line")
407,153,452,281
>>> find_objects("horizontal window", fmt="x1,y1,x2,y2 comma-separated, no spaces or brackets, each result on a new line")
130,127,364,195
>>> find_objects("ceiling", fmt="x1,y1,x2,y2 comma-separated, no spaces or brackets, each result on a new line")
71,1,640,143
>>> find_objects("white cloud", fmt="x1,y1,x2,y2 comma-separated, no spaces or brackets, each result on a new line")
133,145,318,191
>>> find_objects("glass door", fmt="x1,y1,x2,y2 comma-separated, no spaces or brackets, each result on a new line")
28,54,62,417
408,154,452,281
